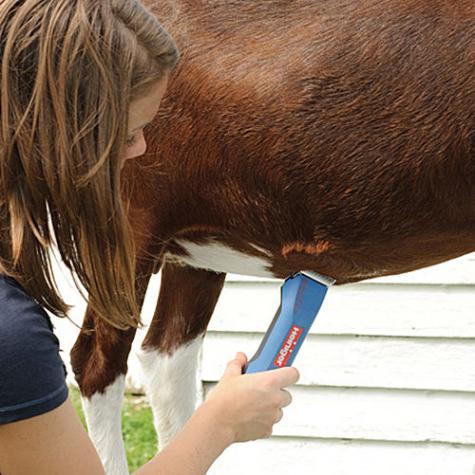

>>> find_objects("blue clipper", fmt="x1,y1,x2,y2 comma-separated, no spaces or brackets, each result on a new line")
244,271,335,374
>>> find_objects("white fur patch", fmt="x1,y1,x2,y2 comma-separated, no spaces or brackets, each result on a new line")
137,336,204,450
167,239,275,277
81,375,128,475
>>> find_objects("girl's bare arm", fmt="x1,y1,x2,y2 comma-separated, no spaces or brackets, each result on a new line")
0,354,298,475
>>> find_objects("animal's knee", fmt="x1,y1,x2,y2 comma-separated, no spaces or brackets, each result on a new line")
71,327,135,397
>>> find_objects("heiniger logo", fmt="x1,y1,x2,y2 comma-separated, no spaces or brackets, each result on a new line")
274,325,304,367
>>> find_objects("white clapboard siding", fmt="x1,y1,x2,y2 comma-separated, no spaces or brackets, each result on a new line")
203,383,475,443
52,251,475,474
207,438,475,475
202,333,475,392
200,253,475,475
210,282,475,338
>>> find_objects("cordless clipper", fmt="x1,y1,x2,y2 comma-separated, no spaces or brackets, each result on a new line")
244,271,335,374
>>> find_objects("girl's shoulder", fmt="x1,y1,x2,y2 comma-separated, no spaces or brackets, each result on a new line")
0,274,68,425
0,274,56,335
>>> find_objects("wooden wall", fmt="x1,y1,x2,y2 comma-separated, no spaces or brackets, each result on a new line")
54,253,475,475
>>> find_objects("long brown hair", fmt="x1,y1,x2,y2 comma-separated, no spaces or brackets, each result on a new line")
0,0,178,329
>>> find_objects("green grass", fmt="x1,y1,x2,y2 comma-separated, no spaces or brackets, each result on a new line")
70,386,158,473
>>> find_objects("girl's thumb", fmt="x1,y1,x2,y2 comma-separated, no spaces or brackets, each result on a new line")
223,352,248,377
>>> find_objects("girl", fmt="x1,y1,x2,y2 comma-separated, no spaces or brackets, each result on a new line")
0,1,299,474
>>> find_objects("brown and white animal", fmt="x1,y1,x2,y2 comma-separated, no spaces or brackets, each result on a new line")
70,1,474,473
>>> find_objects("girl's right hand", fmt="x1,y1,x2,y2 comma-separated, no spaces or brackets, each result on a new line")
204,352,300,443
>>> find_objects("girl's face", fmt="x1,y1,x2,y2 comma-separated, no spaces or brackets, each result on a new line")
123,75,169,161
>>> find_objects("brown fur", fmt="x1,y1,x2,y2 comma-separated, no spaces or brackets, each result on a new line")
72,0,474,395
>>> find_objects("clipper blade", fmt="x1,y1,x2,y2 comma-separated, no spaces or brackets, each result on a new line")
300,270,336,287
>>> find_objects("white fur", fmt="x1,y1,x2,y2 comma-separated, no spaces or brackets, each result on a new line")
81,375,129,475
137,336,204,450
167,239,275,277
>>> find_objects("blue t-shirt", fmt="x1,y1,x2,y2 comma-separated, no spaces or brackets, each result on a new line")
0,274,68,424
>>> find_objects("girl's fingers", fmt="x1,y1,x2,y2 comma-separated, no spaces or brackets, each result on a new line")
280,389,292,408
271,366,300,387
222,352,248,377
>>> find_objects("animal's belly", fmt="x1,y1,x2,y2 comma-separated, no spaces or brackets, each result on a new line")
164,239,401,281
165,239,276,278
162,230,475,284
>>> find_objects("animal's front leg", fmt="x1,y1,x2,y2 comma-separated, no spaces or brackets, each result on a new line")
70,257,155,475
71,310,136,475
80,374,129,475
138,263,226,450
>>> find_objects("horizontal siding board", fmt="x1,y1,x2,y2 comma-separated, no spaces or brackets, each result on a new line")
211,282,475,338
201,333,475,392
208,437,475,475
203,383,475,444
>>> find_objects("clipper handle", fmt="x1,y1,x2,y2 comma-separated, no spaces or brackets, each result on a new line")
244,272,333,374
